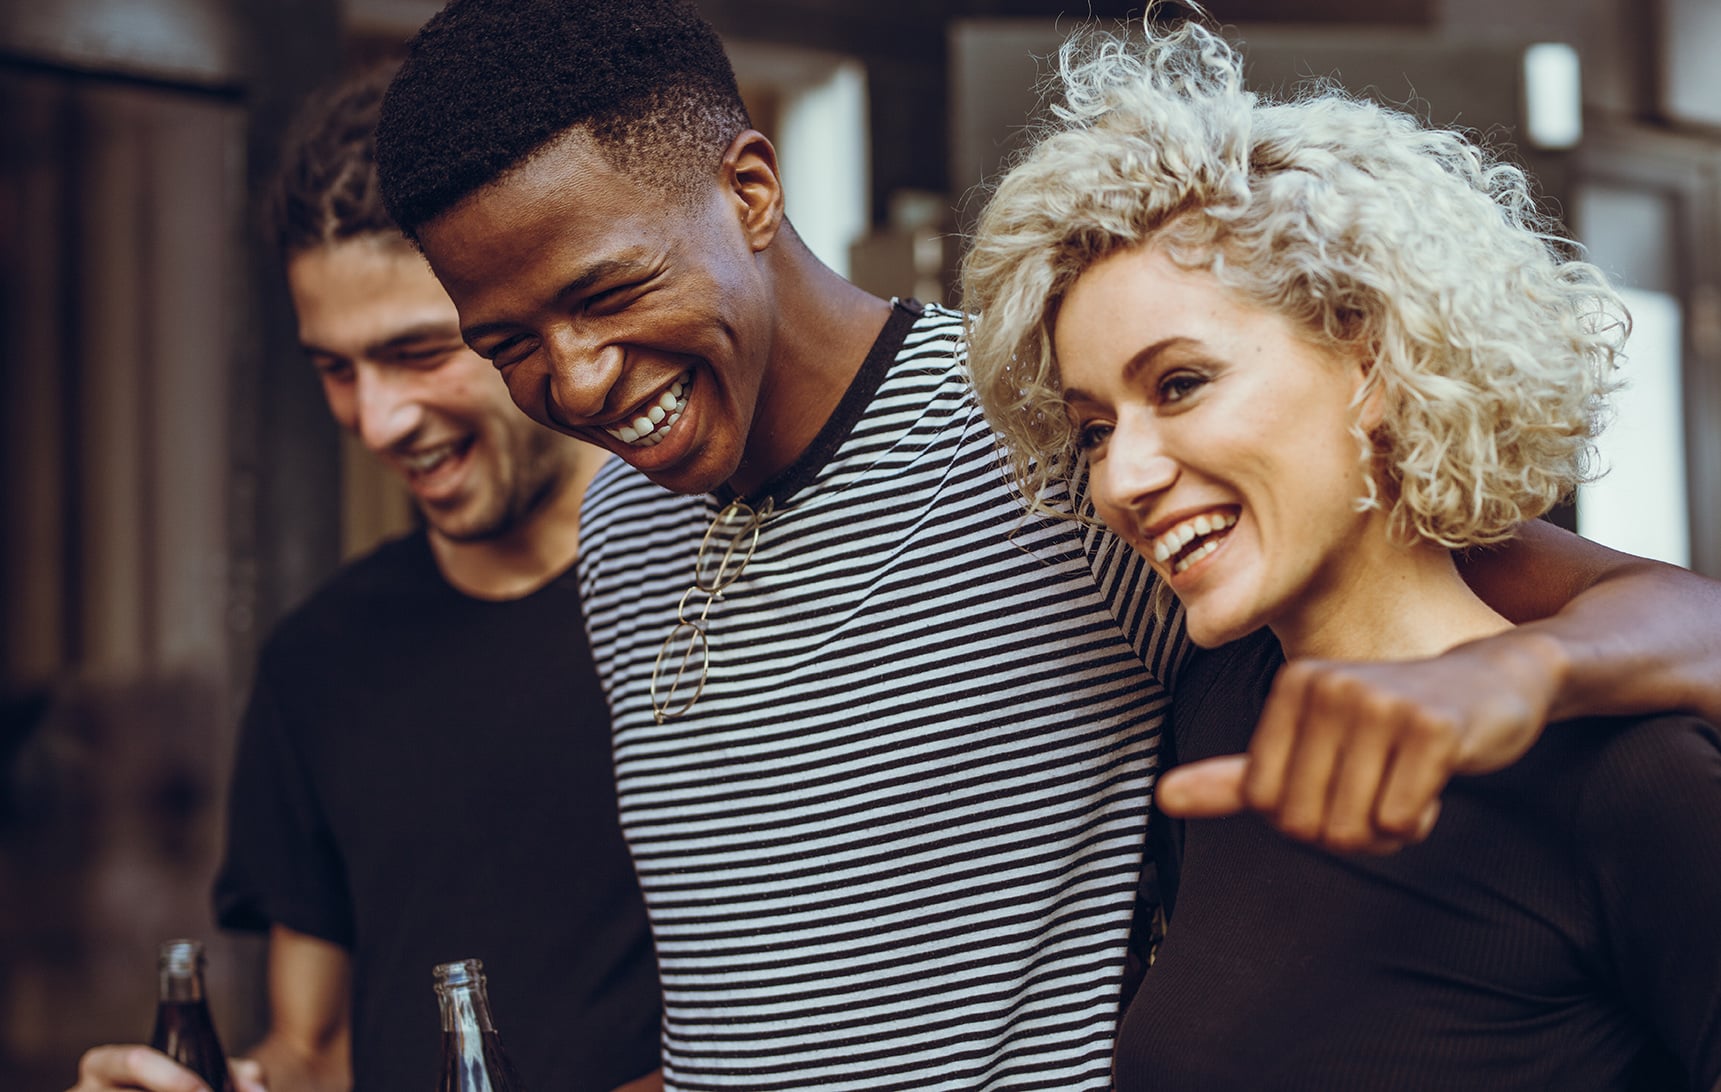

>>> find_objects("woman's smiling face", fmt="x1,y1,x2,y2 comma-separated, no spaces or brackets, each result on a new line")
1054,243,1382,648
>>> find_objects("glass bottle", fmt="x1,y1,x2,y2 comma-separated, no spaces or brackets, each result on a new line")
149,938,235,1092
434,958,526,1091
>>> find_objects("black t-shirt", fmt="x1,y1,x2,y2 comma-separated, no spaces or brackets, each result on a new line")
214,532,660,1091
1118,629,1721,1091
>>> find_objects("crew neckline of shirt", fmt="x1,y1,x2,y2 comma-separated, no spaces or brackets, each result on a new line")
715,297,926,511
407,527,579,606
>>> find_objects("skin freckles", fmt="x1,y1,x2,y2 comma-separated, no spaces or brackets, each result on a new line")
1054,244,1396,657
1056,242,1520,849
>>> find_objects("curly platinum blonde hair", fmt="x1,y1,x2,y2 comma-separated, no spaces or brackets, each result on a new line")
962,18,1626,550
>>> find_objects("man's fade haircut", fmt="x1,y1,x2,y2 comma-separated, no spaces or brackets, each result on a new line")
373,0,753,241
265,64,403,259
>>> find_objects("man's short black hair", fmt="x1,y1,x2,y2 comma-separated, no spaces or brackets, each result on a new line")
374,0,753,240
265,64,403,259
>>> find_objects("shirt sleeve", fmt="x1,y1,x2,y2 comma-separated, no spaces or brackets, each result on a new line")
1071,466,1192,696
211,658,355,948
1578,714,1721,1088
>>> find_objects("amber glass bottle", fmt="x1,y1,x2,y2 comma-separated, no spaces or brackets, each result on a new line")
434,958,527,1091
149,939,235,1092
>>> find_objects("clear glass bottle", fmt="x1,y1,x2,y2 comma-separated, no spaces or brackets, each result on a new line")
149,938,235,1092
434,958,526,1091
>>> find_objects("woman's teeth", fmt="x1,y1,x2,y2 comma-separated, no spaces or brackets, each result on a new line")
607,373,690,447
1174,538,1222,574
1150,510,1239,573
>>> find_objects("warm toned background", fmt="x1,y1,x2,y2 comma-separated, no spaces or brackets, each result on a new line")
3,1,1718,1088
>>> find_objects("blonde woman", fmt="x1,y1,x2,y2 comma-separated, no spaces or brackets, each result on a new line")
964,18,1721,1089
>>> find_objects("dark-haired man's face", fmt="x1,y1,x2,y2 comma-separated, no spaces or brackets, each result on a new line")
418,130,783,496
288,235,579,543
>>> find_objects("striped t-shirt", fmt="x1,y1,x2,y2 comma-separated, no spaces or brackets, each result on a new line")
579,301,1189,1091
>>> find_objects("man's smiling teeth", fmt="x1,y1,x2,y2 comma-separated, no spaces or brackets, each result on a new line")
401,441,462,474
606,372,690,447
1150,510,1239,573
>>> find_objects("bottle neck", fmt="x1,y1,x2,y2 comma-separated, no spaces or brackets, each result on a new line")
157,940,208,1004
434,960,521,1091
438,977,498,1089
438,983,497,1035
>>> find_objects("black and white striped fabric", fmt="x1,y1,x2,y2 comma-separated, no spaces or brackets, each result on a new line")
579,303,1190,1091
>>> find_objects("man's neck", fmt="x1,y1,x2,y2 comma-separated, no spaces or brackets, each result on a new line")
428,448,607,601
726,232,895,497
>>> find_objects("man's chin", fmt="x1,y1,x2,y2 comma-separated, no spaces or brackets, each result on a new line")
641,467,730,497
624,441,746,498
417,499,514,544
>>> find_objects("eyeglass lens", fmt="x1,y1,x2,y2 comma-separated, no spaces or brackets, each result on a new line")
652,498,773,723
694,500,766,592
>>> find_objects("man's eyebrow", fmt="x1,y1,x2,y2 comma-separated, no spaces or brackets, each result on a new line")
460,256,647,343
368,322,466,355
299,321,464,359
554,257,647,305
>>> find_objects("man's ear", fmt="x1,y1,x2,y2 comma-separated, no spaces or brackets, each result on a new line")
720,130,785,252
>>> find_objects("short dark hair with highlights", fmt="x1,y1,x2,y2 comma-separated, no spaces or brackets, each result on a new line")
374,0,753,240
265,64,404,259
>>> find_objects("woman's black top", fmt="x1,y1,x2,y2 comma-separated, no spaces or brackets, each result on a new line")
1118,629,1721,1091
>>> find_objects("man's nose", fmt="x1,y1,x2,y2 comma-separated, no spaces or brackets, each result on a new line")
538,330,625,427
354,366,424,452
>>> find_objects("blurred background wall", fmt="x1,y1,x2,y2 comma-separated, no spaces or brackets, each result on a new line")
2,0,1717,1087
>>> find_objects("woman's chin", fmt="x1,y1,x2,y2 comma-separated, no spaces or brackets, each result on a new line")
1182,607,1262,650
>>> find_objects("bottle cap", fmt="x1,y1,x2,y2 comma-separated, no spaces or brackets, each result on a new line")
432,958,485,990
158,939,205,977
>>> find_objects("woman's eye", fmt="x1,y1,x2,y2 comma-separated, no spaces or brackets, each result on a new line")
1159,371,1206,404
1074,422,1113,451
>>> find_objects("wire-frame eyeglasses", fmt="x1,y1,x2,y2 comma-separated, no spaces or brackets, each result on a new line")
650,497,773,724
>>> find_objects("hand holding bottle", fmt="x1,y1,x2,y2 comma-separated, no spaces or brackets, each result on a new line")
67,1045,267,1092
67,940,267,1092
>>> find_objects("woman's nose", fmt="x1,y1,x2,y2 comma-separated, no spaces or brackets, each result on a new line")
1095,421,1179,517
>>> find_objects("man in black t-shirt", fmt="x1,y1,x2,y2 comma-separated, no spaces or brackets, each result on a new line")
67,70,661,1092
